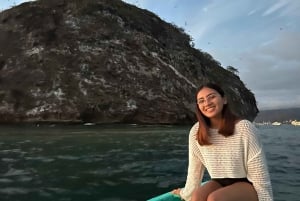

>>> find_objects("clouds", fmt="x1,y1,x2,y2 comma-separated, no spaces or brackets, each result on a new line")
239,30,300,93
263,0,300,17
235,29,300,109
1,0,300,110
262,0,288,16
259,32,300,61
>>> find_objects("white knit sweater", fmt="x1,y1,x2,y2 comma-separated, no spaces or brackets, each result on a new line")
180,120,273,201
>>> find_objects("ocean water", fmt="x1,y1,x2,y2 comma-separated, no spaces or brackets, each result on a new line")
0,123,298,201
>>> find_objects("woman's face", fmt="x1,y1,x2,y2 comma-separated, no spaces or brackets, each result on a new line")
197,87,227,119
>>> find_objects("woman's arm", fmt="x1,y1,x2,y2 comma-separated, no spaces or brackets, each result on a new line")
244,121,273,201
179,123,205,201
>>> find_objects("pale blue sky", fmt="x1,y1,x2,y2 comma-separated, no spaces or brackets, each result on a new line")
1,0,300,110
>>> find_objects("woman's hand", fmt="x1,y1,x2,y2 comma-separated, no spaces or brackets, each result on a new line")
172,188,181,195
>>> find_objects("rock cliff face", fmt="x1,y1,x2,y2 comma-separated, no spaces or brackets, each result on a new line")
0,0,258,124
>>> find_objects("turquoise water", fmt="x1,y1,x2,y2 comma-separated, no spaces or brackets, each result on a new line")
0,124,299,201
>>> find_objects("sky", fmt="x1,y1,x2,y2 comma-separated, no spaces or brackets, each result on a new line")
1,0,300,110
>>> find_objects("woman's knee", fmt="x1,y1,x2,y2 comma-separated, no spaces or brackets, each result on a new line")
207,191,223,201
191,181,222,201
191,187,203,201
207,182,258,201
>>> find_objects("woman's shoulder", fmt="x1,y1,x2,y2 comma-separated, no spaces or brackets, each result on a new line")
235,120,263,149
235,119,259,137
235,119,255,127
191,121,199,129
189,122,199,137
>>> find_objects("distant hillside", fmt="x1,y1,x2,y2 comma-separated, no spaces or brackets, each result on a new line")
255,108,300,122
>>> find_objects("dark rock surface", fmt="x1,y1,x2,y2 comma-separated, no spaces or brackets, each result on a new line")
0,0,258,124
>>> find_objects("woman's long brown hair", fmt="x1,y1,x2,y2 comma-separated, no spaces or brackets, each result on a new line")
195,83,239,145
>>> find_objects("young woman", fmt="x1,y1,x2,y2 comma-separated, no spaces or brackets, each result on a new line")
172,83,273,201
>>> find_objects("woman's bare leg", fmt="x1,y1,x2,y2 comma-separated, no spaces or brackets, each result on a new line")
191,180,222,201
207,182,258,201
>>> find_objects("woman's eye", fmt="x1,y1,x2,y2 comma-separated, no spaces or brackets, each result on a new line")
209,94,216,99
198,100,204,104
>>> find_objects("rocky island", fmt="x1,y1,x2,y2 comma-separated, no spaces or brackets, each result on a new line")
0,0,258,124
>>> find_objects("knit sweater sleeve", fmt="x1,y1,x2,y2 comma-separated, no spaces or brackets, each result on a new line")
180,123,205,201
241,120,273,201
